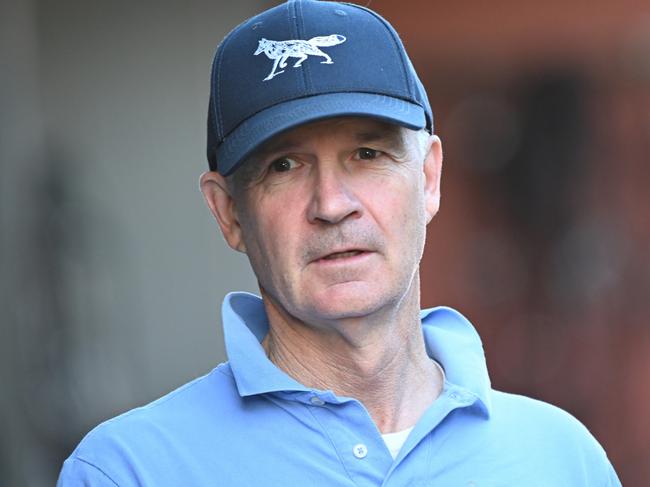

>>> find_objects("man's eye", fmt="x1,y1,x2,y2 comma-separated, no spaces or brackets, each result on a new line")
357,148,379,160
270,157,298,172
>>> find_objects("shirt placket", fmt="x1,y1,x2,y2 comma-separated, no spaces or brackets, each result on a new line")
381,385,482,486
305,392,394,487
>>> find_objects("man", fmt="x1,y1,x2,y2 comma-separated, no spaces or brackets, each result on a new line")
58,1,621,485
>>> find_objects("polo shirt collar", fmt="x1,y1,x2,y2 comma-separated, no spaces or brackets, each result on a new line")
223,292,492,415
222,292,309,397
421,306,493,416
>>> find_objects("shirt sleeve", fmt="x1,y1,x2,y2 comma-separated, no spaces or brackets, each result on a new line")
57,456,120,487
605,459,623,487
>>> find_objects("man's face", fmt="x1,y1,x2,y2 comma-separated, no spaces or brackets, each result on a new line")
205,117,442,326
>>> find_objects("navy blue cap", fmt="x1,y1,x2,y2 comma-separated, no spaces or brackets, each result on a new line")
207,0,433,175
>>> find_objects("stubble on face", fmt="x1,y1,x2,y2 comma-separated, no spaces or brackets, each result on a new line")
228,118,431,329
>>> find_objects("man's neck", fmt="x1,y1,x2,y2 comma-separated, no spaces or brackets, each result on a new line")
260,282,444,434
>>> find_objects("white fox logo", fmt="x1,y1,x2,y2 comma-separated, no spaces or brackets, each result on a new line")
254,34,346,81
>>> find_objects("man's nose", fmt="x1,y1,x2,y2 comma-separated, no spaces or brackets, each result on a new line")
306,165,363,225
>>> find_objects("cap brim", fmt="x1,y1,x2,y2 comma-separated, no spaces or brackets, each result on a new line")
216,92,426,176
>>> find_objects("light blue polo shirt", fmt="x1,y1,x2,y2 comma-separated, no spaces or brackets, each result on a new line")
58,292,621,486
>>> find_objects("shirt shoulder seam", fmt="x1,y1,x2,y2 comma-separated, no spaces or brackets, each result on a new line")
69,456,120,486
216,364,233,378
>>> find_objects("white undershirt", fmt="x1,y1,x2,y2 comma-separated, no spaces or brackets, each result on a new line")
381,426,414,459
380,360,445,460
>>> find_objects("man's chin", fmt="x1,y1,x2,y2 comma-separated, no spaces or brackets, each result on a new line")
261,281,402,327
301,284,395,321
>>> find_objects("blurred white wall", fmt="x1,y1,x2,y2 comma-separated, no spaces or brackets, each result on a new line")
1,1,269,485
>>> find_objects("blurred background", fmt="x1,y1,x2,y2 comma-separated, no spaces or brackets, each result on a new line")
1,0,648,485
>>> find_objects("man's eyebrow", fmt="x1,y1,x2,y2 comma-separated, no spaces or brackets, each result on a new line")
354,127,404,148
235,138,299,184
246,125,408,170
354,127,407,152
254,137,300,159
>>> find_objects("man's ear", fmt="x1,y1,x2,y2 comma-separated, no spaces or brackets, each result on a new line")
199,171,247,253
423,135,443,224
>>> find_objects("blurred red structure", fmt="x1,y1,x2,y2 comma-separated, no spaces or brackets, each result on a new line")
379,1,650,484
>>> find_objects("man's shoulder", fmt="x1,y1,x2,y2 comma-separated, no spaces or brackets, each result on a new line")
491,389,593,436
486,389,619,484
490,389,597,444
78,362,237,445
59,363,239,485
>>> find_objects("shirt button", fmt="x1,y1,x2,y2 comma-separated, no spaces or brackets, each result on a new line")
352,443,368,459
310,396,325,406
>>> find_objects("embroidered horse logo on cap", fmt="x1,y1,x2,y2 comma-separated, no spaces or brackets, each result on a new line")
254,34,346,81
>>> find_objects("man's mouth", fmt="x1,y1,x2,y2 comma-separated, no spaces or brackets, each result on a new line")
322,250,364,260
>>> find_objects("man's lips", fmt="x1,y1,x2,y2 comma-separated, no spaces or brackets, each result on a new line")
311,249,372,263
321,250,364,260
